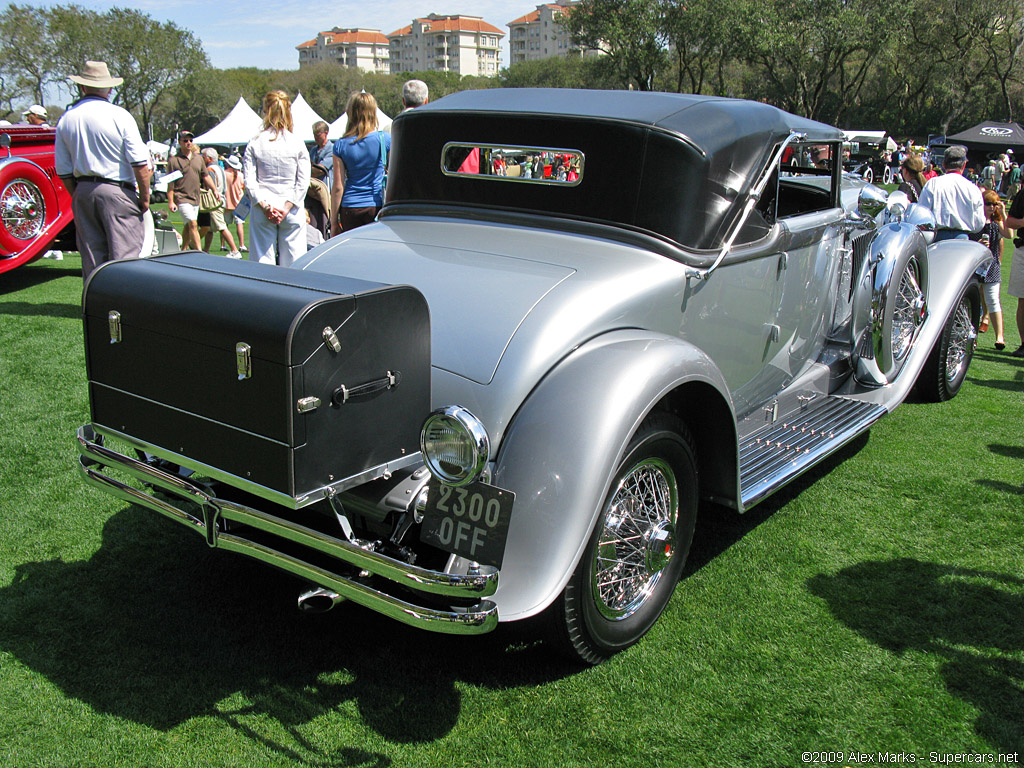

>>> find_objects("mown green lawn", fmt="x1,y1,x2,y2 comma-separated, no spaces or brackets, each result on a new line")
1,250,1021,768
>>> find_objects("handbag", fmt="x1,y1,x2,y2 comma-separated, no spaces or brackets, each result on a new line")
377,130,388,197
199,186,222,213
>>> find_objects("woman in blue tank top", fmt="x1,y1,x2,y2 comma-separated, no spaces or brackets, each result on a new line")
331,91,390,234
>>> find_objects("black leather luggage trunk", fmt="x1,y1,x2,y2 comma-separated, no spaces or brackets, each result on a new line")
83,253,430,507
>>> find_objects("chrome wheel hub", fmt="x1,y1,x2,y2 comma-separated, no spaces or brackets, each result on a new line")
592,457,678,621
1,179,46,240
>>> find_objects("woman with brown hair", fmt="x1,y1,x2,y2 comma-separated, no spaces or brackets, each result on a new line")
331,91,391,234
978,188,1008,349
897,154,927,202
242,90,311,266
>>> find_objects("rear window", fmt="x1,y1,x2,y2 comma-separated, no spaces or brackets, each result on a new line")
441,142,584,186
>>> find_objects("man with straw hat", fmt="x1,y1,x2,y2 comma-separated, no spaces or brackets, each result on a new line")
54,60,151,279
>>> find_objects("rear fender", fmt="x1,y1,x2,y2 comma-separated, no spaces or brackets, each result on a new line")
491,329,734,621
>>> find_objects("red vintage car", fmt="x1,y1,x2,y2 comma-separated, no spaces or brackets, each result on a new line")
0,125,75,274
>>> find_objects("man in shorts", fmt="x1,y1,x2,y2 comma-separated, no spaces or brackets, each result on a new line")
166,131,205,250
1004,187,1024,357
200,147,241,257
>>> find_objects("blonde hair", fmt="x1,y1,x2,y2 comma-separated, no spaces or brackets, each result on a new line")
343,91,379,141
261,90,293,136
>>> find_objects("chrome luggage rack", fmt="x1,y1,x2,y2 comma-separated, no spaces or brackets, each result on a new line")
75,425,499,634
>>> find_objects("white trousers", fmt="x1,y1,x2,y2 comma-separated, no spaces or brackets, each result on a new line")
249,204,305,267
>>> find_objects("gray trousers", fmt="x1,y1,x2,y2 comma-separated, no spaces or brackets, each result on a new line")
72,181,145,280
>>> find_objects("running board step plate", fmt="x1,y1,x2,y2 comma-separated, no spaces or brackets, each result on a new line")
739,397,886,509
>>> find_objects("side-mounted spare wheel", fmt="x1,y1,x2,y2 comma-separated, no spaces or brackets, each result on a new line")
852,224,929,387
915,280,979,402
547,412,698,665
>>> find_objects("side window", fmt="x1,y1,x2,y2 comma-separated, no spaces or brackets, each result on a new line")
775,143,839,219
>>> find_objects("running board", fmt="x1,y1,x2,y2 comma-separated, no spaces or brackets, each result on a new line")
739,397,886,509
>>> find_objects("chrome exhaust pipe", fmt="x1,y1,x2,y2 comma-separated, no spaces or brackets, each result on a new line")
297,586,345,613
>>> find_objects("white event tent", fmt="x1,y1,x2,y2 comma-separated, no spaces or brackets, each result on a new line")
192,96,262,148
189,94,395,151
289,93,328,142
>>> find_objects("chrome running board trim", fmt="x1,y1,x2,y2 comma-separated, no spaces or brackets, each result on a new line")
739,397,886,509
76,426,498,635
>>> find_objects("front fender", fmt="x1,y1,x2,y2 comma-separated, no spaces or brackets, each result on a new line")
0,155,71,274
491,329,733,621
839,237,989,407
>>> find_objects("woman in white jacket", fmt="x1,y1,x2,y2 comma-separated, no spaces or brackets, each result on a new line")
242,90,310,267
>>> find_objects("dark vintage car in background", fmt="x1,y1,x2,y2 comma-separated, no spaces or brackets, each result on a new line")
76,89,988,664
0,126,75,274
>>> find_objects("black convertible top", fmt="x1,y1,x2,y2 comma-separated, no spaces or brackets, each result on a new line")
384,89,842,250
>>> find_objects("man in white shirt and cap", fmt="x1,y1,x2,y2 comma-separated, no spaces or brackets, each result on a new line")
54,60,151,278
918,145,985,242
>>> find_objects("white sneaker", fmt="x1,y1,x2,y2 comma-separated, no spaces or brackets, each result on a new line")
227,251,242,259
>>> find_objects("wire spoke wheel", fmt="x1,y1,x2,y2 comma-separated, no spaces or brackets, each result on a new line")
1,179,46,241
944,297,974,383
891,259,924,365
592,457,677,620
550,414,698,664
916,282,978,402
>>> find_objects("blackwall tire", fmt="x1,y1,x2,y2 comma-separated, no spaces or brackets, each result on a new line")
548,413,698,664
916,283,979,402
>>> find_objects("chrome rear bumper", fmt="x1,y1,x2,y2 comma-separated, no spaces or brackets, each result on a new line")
75,426,499,634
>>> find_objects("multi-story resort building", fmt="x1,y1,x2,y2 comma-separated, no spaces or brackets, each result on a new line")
508,0,595,65
296,28,391,73
387,14,504,76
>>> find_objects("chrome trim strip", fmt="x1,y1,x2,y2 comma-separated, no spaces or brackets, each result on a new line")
90,423,423,509
76,426,499,635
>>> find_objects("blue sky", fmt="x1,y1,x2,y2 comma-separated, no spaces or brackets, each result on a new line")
24,0,535,72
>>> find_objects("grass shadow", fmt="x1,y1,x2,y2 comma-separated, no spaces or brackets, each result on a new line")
0,505,574,764
0,262,81,294
0,300,80,319
808,559,1023,755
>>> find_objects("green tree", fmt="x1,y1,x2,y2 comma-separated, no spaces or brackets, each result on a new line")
0,4,60,107
561,0,668,90
499,55,617,90
47,4,208,138
662,0,741,96
739,0,898,124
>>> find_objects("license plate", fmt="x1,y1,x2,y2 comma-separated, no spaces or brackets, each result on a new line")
420,482,515,568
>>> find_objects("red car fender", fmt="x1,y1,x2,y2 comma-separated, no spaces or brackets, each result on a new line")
0,130,74,275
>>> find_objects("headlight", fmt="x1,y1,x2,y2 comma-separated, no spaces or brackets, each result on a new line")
420,406,489,486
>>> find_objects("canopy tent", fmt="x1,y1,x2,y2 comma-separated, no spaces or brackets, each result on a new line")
946,121,1024,153
289,93,327,143
192,96,262,148
146,140,170,162
328,107,393,140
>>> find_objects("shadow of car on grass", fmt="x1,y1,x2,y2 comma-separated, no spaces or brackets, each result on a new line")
0,504,574,766
808,559,1023,756
0,429,874,766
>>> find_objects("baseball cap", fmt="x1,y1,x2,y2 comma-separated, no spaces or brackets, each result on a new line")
23,105,47,117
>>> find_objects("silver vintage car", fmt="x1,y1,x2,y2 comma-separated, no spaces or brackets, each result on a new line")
76,89,987,664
